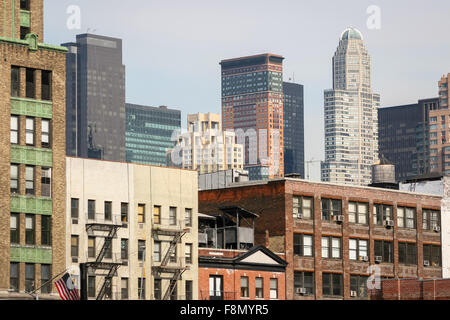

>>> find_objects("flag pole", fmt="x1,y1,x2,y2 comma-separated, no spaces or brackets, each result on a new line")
28,268,70,298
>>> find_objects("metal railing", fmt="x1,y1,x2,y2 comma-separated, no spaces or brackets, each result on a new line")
86,212,122,226
200,290,237,300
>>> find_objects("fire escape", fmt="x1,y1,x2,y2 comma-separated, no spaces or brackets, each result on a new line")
151,219,190,300
85,214,123,300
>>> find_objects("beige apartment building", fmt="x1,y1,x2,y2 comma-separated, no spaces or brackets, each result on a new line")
170,112,244,174
66,157,198,300
0,0,67,299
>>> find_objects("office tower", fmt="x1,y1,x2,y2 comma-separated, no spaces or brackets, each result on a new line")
0,0,67,298
220,54,285,178
379,98,439,181
283,82,305,177
322,27,380,186
66,157,198,300
429,74,450,174
63,34,126,162
125,104,181,166
169,113,244,174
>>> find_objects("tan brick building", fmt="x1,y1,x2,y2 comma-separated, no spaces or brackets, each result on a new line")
0,0,67,299
199,178,442,300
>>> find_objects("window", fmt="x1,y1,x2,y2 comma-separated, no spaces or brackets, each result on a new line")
10,263,19,292
41,264,51,294
41,168,51,197
11,164,19,193
11,116,19,144
397,207,416,229
374,240,393,263
294,271,314,295
322,273,342,297
423,209,440,230
374,204,393,226
104,238,112,259
104,201,112,221
170,281,177,301
25,68,35,98
11,66,20,97
154,278,162,300
398,242,417,265
209,275,223,300
41,119,50,148
349,238,368,261
350,275,368,298
348,202,368,225
138,240,146,261
423,244,441,267
71,198,79,218
169,245,177,263
25,117,34,145
138,278,145,300
153,206,161,225
20,0,30,10
25,215,35,245
121,239,128,260
20,26,30,40
88,276,96,298
88,237,95,258
255,277,264,298
121,202,128,223
41,70,52,101
240,276,249,298
186,280,193,300
71,235,79,257
321,198,341,221
121,278,128,300
185,208,192,227
270,278,278,299
322,236,341,259
138,204,145,223
293,233,313,256
25,264,35,292
10,213,19,244
153,241,161,262
25,166,34,195
169,207,177,225
185,243,193,264
88,200,95,220
293,196,313,219
41,215,51,246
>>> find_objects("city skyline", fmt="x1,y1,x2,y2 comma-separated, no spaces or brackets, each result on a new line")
43,0,450,180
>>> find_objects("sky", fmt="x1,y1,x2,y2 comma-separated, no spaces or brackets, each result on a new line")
44,0,450,180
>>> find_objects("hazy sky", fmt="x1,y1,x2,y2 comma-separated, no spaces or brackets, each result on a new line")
44,0,450,180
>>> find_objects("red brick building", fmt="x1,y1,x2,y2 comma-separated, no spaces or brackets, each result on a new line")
370,278,450,300
199,178,443,300
198,246,287,300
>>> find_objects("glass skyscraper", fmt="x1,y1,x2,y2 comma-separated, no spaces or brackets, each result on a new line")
321,27,380,186
125,104,181,166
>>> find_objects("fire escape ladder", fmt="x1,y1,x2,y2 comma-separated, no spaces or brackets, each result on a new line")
95,226,119,263
162,268,186,300
161,231,186,267
96,264,120,300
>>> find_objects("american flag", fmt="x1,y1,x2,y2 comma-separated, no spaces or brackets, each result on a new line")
55,273,80,300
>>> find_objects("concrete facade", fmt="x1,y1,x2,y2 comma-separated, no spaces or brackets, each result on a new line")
66,157,198,300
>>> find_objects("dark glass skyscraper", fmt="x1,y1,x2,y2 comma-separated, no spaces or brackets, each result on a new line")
283,82,304,177
125,104,181,166
63,34,126,161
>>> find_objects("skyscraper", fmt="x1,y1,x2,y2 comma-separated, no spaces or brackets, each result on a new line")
125,104,181,166
0,0,67,298
220,54,285,178
63,34,126,162
321,27,380,186
283,82,304,177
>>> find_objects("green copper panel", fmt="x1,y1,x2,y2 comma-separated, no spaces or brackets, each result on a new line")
10,145,53,167
10,246,52,264
10,195,52,215
10,97,53,119
20,10,30,27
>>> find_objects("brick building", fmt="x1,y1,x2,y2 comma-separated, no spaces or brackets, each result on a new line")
370,278,450,300
0,0,67,299
199,178,442,300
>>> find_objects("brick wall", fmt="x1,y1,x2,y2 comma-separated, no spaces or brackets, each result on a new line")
370,278,450,300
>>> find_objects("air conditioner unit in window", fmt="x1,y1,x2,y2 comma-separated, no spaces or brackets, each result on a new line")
333,215,344,223
424,260,430,267
375,256,382,264
359,256,369,262
350,290,357,297
295,287,307,295
294,213,303,219
433,226,441,232
384,220,394,228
